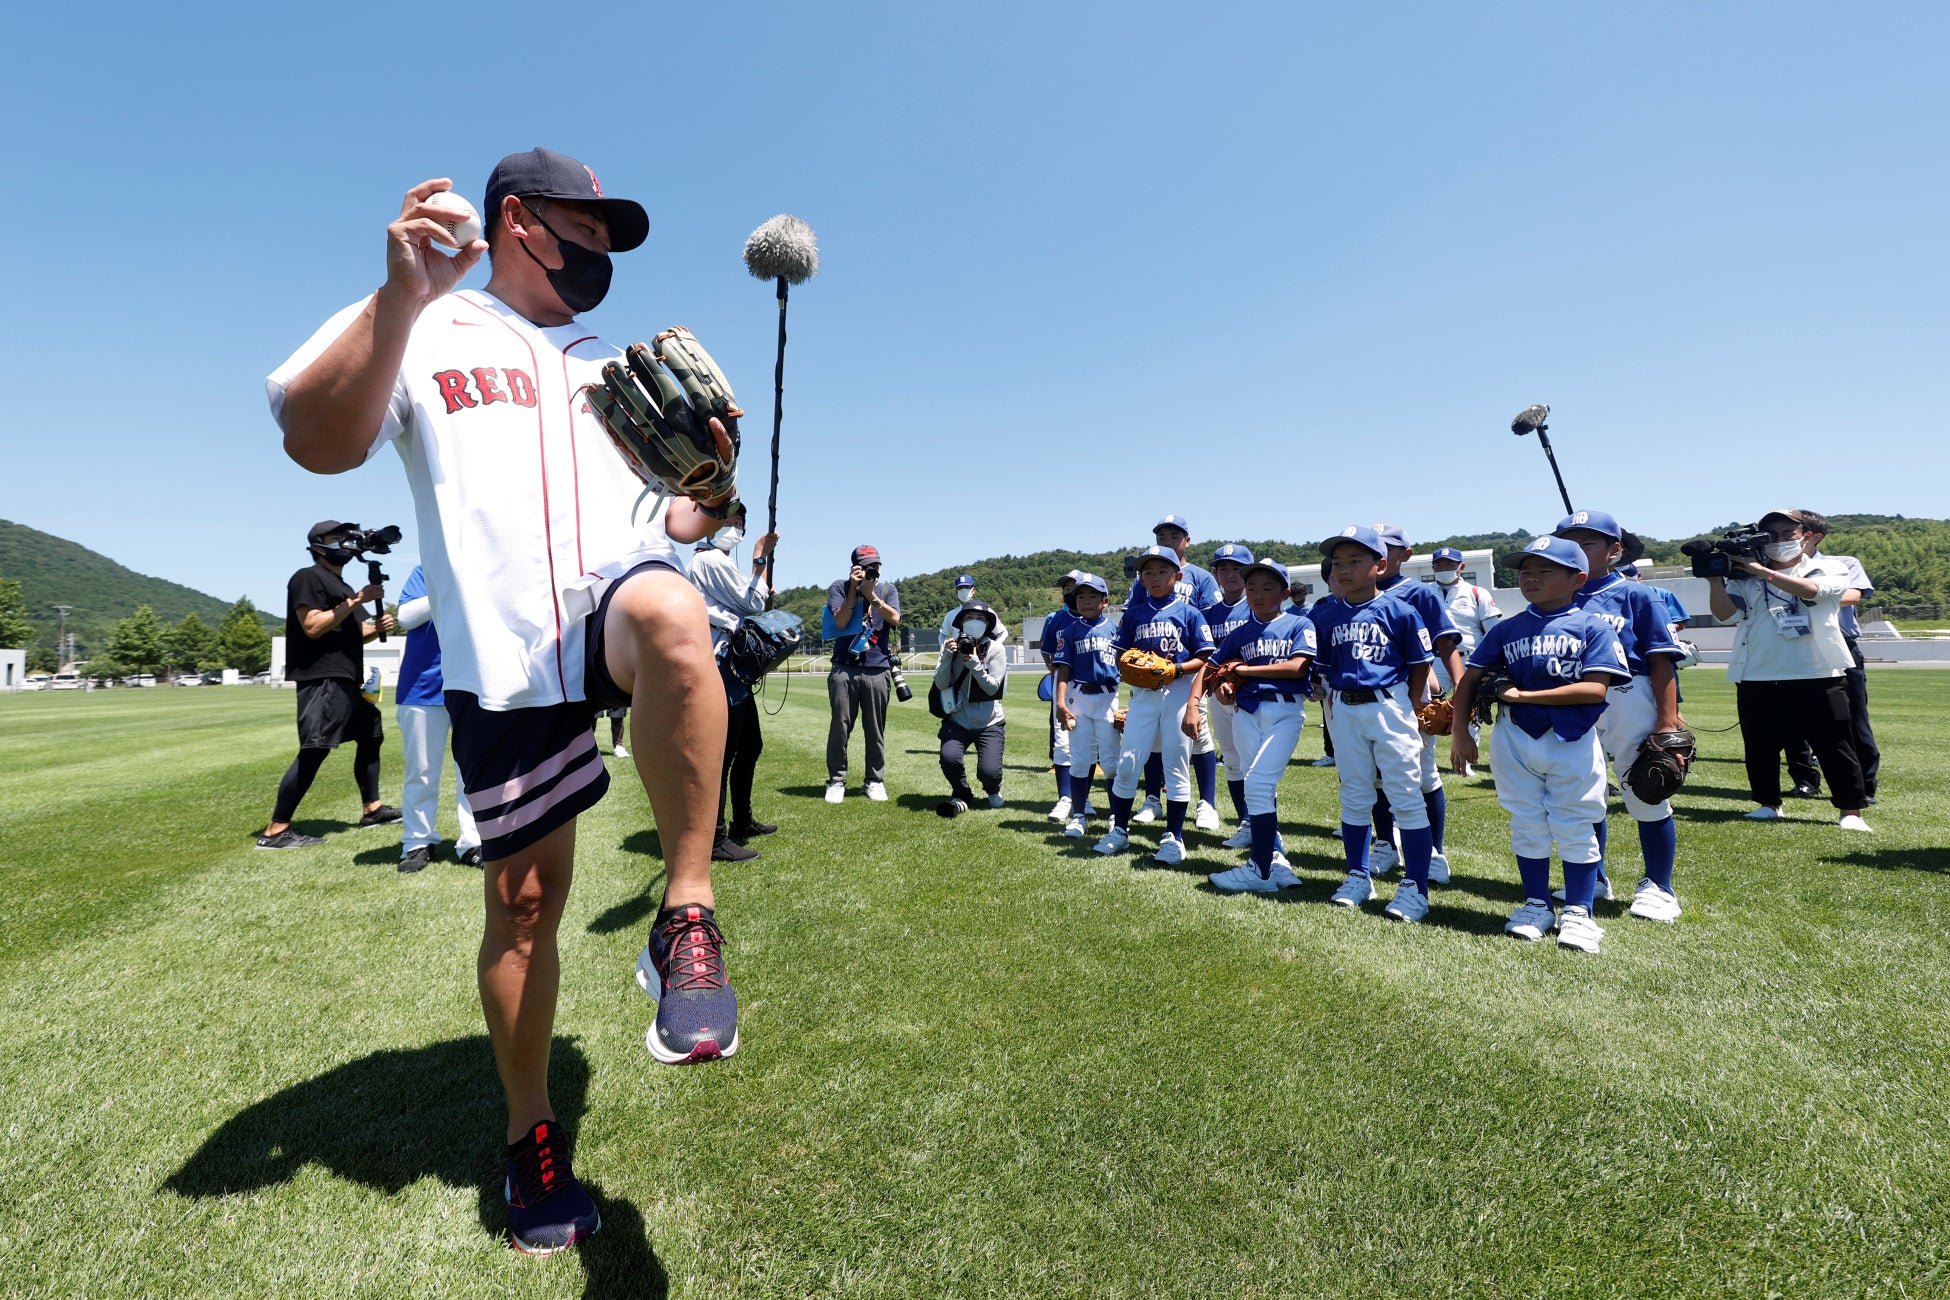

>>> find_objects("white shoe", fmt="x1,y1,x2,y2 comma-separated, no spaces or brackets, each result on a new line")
1093,827,1130,855
1268,860,1304,890
1222,824,1253,850
1557,906,1604,954
1047,797,1073,822
1209,863,1278,894
865,782,888,802
1153,834,1186,865
1553,877,1615,904
1628,877,1682,923
1745,805,1784,821
1369,842,1400,876
1330,872,1376,908
1312,754,1337,768
1079,800,1097,818
1838,814,1874,833
1132,796,1161,824
1269,849,1291,871
1194,801,1222,831
1505,899,1556,941
824,780,845,804
1427,850,1451,886
1384,881,1431,923
988,793,1005,809
613,743,631,759
1063,815,1087,838
1456,761,1473,779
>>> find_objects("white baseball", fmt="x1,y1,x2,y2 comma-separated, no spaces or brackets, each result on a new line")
424,191,483,247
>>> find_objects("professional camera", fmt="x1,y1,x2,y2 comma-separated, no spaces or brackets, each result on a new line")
319,523,404,641
1680,525,1770,579
887,657,913,703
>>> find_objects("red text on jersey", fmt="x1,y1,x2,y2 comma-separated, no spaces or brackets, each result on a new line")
432,368,538,414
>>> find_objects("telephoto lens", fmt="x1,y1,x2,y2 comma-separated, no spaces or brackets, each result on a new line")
889,659,913,703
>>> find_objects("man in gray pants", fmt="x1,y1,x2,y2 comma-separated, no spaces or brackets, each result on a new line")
826,544,902,803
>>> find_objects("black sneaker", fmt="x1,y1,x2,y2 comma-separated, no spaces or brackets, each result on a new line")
398,846,432,874
460,847,484,868
634,904,738,1065
503,1120,600,1254
728,818,778,839
358,805,403,828
255,829,325,850
936,798,968,818
710,834,760,863
1785,783,1822,800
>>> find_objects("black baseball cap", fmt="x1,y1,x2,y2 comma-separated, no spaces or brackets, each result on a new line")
307,520,348,544
484,148,649,252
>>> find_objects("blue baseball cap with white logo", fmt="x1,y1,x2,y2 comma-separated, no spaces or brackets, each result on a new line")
1152,514,1192,535
1553,510,1622,540
1137,545,1183,569
954,574,976,589
1513,536,1589,573
1432,546,1464,563
1320,525,1386,559
1244,559,1290,589
1373,523,1409,549
1618,562,1641,577
1073,572,1109,596
1211,543,1254,567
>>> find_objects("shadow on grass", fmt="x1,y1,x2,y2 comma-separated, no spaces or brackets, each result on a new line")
288,818,356,837
163,1036,667,1297
1831,848,1950,874
588,834,668,935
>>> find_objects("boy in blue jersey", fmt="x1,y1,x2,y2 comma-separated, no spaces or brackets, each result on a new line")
1041,571,1085,823
1202,544,1257,843
1308,527,1440,921
1095,547,1216,865
1196,560,1317,894
1554,512,1688,923
1128,516,1225,828
1052,573,1121,838
394,564,481,873
1452,537,1632,954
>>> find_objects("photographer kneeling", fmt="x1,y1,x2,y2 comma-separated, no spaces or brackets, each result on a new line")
933,601,1008,818
1706,509,1872,832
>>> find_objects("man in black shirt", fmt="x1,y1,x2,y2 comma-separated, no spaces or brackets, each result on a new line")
256,521,401,849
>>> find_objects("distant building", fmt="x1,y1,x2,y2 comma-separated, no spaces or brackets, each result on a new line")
0,648,24,690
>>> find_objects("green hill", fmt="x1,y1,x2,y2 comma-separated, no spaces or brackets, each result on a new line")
0,520,276,664
774,514,1950,642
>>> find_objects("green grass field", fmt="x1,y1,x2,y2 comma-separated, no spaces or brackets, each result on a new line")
4,672,1948,1298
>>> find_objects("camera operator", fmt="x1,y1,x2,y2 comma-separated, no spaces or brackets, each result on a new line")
1781,512,1880,804
688,504,780,862
824,544,902,803
1705,509,1872,831
934,601,1009,817
256,521,400,849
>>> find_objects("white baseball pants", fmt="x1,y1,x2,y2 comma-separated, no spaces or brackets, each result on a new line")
1114,677,1195,801
1063,686,1121,775
1595,674,1668,820
398,703,480,855
1490,722,1606,862
1049,687,1072,765
1233,698,1305,815
1209,696,1243,770
1326,689,1429,829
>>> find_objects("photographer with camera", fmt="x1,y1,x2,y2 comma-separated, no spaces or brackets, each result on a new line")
256,521,401,849
1704,510,1872,832
933,601,1009,817
824,545,902,803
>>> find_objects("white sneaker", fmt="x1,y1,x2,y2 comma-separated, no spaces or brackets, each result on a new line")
1153,834,1186,866
1628,877,1682,923
1427,850,1451,886
1222,824,1253,850
1384,881,1430,923
1079,800,1097,818
1269,849,1292,871
1132,796,1161,824
1329,872,1376,908
1505,898,1556,941
1268,860,1303,890
824,780,845,804
1063,815,1087,838
1313,754,1337,768
988,793,1005,809
1209,863,1278,894
1093,826,1130,855
1194,801,1222,831
865,782,888,802
613,743,631,759
1552,877,1615,904
1745,805,1784,821
1557,906,1604,954
1047,796,1072,822
1369,842,1400,876
1838,814,1874,833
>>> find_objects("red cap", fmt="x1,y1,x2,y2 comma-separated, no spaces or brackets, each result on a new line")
852,545,881,565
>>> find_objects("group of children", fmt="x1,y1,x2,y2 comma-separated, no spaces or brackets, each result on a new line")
1033,512,1689,955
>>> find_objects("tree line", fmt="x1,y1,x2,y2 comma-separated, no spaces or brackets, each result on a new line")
0,566,272,677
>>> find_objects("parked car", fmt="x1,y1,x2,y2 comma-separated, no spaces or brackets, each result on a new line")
125,674,156,688
50,673,82,690
174,674,202,687
21,673,51,691
251,671,273,685
200,670,227,686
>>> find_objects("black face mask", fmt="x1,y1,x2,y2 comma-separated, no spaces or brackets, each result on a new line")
520,210,613,314
312,545,351,567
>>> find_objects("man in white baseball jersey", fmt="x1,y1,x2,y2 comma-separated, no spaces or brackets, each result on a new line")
1428,546,1501,776
269,149,738,1254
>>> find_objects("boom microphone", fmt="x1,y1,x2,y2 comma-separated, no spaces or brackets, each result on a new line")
743,215,821,606
1511,404,1550,436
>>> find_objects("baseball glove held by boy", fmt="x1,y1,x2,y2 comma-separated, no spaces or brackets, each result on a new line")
1118,649,1180,691
1625,728,1697,804
1417,694,1455,736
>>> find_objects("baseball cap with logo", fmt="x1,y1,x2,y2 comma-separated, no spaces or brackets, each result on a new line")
1060,569,1085,586
1073,572,1110,596
485,148,650,252
1511,536,1589,573
1553,510,1623,540
954,574,976,589
1320,525,1386,559
1152,514,1192,536
1211,543,1255,567
1244,559,1291,589
1432,546,1464,563
1372,523,1409,550
851,545,881,566
1137,544,1183,569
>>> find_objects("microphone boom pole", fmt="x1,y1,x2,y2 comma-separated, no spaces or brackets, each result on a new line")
1510,404,1574,516
743,215,820,608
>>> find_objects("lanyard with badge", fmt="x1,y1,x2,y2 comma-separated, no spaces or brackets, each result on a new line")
1761,577,1811,637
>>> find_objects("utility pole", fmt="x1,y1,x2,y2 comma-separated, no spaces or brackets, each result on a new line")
51,605,72,669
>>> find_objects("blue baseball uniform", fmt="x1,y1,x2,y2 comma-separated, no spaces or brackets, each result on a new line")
1055,611,1122,786
1108,593,1213,805
1128,561,1221,610
1309,591,1435,842
1575,573,1687,823
394,565,480,860
1041,606,1080,774
1200,596,1252,773
1377,572,1464,793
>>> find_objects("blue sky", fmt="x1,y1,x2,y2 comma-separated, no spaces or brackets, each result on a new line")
5,2,1946,610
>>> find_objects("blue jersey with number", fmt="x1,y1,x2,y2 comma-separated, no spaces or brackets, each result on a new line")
1308,592,1432,691
1575,574,1683,678
1128,561,1221,610
1377,572,1463,649
1215,611,1317,709
1114,592,1214,665
1058,612,1120,687
1203,596,1252,647
1469,603,1630,741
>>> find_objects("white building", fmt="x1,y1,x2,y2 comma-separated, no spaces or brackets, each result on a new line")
0,648,25,690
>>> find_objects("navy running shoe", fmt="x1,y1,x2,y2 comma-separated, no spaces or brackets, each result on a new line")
503,1120,600,1254
635,903,739,1065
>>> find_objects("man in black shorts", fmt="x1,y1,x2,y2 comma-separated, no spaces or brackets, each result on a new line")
256,521,400,849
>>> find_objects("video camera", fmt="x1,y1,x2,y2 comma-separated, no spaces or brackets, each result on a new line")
319,523,404,642
1680,526,1771,579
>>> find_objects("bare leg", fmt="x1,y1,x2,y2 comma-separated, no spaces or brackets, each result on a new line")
604,568,724,911
478,818,576,1143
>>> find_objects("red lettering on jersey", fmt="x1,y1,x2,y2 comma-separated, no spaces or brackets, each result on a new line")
432,370,476,413
471,367,509,405
504,368,538,407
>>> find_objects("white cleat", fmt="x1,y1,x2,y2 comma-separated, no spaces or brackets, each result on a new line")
1222,824,1253,850
1427,850,1451,886
1153,833,1186,866
1505,898,1556,941
1093,827,1130,855
864,782,888,802
1063,815,1087,838
1209,863,1278,894
1838,814,1874,833
1132,796,1162,824
1744,805,1784,821
1456,761,1473,779
1329,872,1376,908
613,743,631,759
1627,877,1682,923
1383,881,1431,923
1194,801,1223,831
1369,842,1401,877
1047,797,1072,823
1557,906,1605,954
1312,754,1337,767
824,781,845,804
1268,859,1304,890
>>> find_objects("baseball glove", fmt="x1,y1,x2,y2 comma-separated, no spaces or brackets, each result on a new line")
1417,694,1455,736
1118,648,1181,691
1472,670,1514,726
1624,728,1697,805
582,326,741,512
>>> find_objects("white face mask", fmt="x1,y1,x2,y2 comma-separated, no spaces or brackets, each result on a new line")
709,526,743,551
957,589,974,603
1433,570,1461,586
1765,540,1804,564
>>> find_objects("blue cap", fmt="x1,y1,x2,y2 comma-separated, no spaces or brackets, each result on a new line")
1513,536,1589,573
1073,572,1109,596
1137,545,1183,569
1244,559,1290,589
1152,514,1191,535
1373,523,1409,549
954,574,975,589
1553,510,1622,540
1211,543,1254,567
1432,546,1464,563
1320,525,1386,559
1618,562,1641,577
1061,569,1085,584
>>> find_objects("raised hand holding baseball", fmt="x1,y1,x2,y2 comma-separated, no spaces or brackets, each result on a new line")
385,179,487,307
